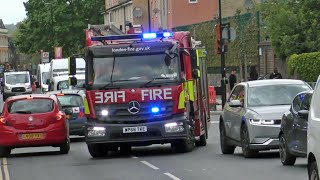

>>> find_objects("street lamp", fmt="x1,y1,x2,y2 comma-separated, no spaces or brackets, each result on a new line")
148,0,151,32
45,2,54,61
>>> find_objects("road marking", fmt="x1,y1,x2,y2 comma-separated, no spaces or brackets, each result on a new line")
210,121,219,124
2,158,9,180
131,156,138,159
140,161,159,170
164,172,181,180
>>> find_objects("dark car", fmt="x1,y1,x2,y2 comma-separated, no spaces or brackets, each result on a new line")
279,90,313,165
46,90,87,136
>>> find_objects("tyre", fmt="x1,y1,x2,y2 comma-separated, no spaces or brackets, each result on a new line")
87,143,108,158
119,145,132,154
0,146,11,157
195,133,207,146
309,161,319,180
241,124,258,158
220,122,235,154
174,123,195,153
279,134,296,165
60,138,70,154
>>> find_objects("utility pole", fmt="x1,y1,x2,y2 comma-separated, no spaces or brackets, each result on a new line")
148,0,151,32
45,2,54,61
218,0,227,107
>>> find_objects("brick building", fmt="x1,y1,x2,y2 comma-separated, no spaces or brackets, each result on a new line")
0,19,9,64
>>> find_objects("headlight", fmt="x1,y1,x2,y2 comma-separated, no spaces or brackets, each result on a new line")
249,119,275,125
101,110,109,116
26,85,31,89
5,86,11,90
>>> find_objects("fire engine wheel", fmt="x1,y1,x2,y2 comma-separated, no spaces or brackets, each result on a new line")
87,143,108,158
219,121,235,154
174,122,195,153
0,146,11,157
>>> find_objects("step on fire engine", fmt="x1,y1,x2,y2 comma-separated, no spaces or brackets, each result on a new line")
68,30,211,157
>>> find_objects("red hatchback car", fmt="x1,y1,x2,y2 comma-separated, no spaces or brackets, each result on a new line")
0,94,71,157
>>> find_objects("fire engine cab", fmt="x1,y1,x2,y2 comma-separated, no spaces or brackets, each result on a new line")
69,31,211,157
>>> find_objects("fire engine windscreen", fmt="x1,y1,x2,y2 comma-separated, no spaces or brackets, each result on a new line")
92,54,179,86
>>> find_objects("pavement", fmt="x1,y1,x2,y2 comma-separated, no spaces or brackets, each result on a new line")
1,114,308,180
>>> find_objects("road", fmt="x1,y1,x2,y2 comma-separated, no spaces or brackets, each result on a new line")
0,113,306,180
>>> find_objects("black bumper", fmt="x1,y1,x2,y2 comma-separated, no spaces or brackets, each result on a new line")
85,115,188,146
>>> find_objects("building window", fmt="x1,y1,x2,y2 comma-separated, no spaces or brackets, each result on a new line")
189,0,198,3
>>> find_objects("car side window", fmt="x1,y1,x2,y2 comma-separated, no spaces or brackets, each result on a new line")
237,86,245,106
228,86,241,102
302,93,312,110
292,95,303,112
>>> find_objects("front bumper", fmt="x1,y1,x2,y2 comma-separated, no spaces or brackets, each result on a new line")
85,115,188,146
248,123,280,150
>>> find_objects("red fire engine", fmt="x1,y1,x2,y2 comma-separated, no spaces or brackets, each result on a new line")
69,30,211,157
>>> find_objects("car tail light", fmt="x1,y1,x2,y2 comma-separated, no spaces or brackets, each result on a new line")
0,117,6,124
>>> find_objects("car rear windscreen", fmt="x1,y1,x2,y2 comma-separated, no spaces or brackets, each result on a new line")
57,95,83,108
8,99,54,114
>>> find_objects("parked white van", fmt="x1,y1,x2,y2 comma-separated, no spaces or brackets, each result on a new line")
49,58,85,79
1,71,32,100
36,63,50,93
48,74,85,91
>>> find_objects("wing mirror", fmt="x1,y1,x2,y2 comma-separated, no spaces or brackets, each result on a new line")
298,110,309,119
64,109,73,116
229,100,242,107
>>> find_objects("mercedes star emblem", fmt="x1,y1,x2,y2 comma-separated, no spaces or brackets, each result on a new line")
28,116,33,122
128,101,140,114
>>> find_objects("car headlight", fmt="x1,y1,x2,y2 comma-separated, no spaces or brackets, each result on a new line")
26,85,31,89
249,119,275,125
5,86,11,90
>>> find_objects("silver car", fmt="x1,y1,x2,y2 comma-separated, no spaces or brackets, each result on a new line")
219,79,311,158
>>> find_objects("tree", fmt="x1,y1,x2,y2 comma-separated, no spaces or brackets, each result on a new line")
260,0,320,59
13,0,104,57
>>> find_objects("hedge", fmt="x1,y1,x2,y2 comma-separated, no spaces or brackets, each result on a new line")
288,52,320,82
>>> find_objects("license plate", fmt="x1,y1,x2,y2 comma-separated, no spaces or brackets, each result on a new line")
123,126,147,133
21,133,44,140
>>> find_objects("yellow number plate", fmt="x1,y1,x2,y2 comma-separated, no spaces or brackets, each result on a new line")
21,133,44,140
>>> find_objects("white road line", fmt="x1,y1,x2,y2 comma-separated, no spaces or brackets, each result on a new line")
140,161,159,170
210,121,219,124
0,158,3,180
164,172,181,180
2,158,9,180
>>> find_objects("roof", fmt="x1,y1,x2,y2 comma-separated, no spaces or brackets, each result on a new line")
0,19,6,29
6,94,55,101
242,79,308,87
46,89,86,97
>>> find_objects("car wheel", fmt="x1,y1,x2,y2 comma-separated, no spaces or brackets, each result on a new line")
0,146,11,157
174,123,195,153
309,161,320,180
87,143,108,158
279,134,296,165
60,138,70,154
241,124,258,158
119,145,132,154
220,122,235,154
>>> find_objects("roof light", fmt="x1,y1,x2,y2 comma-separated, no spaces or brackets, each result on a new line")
57,93,64,96
163,32,172,37
143,33,157,39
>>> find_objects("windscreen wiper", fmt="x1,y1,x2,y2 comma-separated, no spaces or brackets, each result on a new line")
13,110,32,114
99,80,134,90
140,77,172,88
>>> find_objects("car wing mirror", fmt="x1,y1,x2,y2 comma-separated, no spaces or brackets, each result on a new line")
229,100,242,107
65,109,73,115
298,109,309,119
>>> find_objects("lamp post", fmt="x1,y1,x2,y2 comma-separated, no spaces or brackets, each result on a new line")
45,2,54,61
218,0,227,107
148,0,151,32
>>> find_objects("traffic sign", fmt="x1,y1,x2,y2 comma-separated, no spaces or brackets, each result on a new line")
41,52,50,63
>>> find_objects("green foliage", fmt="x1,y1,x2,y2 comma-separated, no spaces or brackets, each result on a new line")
13,0,104,57
260,0,320,59
287,52,320,82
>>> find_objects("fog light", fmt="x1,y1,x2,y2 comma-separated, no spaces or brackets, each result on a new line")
165,122,184,133
87,127,106,137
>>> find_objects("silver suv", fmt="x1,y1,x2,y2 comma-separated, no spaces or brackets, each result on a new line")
220,79,311,158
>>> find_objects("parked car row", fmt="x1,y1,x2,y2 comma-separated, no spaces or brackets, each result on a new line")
220,78,320,180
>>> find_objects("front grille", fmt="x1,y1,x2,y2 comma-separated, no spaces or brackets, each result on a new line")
11,87,26,92
274,119,281,125
95,101,174,124
110,131,161,139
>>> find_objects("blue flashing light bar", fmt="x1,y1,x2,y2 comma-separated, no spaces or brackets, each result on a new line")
151,107,160,113
91,32,172,42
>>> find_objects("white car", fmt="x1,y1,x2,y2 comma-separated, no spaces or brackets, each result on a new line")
308,76,320,180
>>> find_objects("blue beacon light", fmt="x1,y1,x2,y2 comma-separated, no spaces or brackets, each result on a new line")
151,107,160,113
143,33,157,39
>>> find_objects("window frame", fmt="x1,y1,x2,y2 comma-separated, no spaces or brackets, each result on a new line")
189,0,198,3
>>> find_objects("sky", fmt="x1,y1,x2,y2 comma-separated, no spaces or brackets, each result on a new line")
0,0,27,24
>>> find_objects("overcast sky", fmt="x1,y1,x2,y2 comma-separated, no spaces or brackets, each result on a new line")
0,0,27,24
